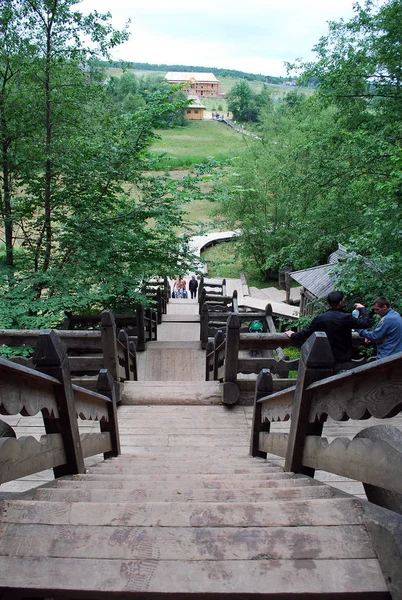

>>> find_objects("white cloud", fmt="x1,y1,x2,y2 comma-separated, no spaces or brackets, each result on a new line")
78,0,363,76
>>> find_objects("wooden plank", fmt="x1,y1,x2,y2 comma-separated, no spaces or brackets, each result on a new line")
1,497,366,527
68,356,104,372
1,523,375,560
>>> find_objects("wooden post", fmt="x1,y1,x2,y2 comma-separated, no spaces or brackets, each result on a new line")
100,310,119,382
284,332,334,475
33,330,85,477
129,340,138,381
136,304,146,351
199,288,206,314
156,288,162,324
232,290,238,313
213,329,225,380
222,278,227,296
250,369,273,457
205,340,214,381
199,277,205,301
96,369,121,458
224,313,240,385
200,303,209,349
117,329,131,380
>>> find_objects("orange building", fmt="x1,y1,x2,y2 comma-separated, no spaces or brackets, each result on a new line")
165,72,221,97
185,97,206,120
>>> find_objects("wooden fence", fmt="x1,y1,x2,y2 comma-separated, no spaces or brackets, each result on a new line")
0,330,120,484
0,310,137,402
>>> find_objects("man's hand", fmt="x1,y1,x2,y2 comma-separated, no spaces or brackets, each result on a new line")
284,330,294,338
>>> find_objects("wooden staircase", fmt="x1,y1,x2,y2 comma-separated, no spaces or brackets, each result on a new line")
0,404,389,596
0,294,393,597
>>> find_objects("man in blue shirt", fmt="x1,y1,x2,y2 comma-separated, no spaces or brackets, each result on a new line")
358,296,402,359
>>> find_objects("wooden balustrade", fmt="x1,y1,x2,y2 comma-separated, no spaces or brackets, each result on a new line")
251,333,402,512
0,310,137,403
0,331,120,485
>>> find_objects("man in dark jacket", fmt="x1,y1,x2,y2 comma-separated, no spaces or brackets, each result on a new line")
189,275,199,299
285,291,370,371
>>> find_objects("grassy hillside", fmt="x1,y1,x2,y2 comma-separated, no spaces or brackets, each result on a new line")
150,120,247,169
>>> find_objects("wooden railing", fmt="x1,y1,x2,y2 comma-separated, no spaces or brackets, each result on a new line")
198,277,227,311
142,278,170,324
200,291,239,349
0,330,120,484
250,333,402,508
0,310,137,402
63,306,157,351
206,312,374,401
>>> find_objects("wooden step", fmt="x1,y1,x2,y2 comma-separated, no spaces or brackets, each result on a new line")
1,497,365,527
163,314,200,323
121,381,223,404
2,523,375,561
32,485,335,503
0,556,388,596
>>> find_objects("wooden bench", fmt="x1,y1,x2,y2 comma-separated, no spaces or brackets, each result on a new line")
0,310,137,402
0,330,120,484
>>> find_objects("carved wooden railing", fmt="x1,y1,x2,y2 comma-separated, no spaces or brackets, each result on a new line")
250,332,402,511
142,278,170,324
0,310,137,402
0,330,120,485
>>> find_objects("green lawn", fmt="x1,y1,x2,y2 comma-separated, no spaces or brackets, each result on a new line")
150,120,246,169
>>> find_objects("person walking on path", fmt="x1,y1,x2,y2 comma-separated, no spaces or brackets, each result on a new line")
189,276,198,299
357,296,402,359
285,291,369,372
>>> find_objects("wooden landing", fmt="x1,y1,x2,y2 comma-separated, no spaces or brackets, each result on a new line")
0,405,389,597
136,341,205,381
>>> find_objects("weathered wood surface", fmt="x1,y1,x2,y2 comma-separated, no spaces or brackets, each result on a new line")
122,381,223,404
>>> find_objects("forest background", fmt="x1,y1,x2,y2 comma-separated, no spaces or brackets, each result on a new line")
0,0,401,334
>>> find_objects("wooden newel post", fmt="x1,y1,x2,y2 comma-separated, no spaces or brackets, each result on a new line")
284,332,334,475
205,340,214,381
224,313,240,384
100,310,118,382
213,329,225,381
128,340,138,381
199,277,205,300
201,303,209,349
199,288,206,314
96,369,121,458
117,329,131,380
232,290,238,313
33,330,85,477
222,278,227,296
156,288,162,324
250,369,273,457
136,304,146,351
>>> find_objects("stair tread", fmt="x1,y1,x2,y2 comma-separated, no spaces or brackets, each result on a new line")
0,556,388,595
2,497,364,527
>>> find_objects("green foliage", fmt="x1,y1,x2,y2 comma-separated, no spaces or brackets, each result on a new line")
0,0,201,329
0,345,33,358
226,81,272,123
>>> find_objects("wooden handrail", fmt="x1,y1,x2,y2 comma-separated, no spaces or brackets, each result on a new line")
0,331,120,484
251,334,402,501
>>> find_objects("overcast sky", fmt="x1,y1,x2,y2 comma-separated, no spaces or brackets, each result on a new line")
78,0,361,77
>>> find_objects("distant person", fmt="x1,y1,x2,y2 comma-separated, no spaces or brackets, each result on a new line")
285,291,369,372
189,275,198,299
357,296,402,359
173,277,185,298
